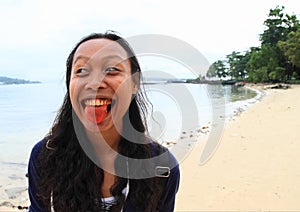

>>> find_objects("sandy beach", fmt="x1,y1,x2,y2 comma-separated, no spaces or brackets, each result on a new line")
1,84,299,211
175,85,300,211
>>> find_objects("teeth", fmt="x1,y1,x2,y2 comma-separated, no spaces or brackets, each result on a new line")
85,99,112,106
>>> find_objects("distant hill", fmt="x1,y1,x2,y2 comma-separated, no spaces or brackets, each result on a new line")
0,76,41,85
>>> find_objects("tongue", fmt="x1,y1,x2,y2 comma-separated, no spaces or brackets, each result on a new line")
85,105,107,124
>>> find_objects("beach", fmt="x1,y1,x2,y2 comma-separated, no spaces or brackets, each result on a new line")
175,85,300,211
1,84,299,211
0,164,28,211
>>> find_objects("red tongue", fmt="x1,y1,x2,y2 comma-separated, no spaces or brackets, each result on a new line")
85,105,107,124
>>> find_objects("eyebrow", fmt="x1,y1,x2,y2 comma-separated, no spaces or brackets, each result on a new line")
73,55,90,65
73,54,126,65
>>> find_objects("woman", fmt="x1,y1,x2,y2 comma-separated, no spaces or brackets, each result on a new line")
28,32,180,211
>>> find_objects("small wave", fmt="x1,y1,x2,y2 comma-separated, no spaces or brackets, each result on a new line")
0,161,27,167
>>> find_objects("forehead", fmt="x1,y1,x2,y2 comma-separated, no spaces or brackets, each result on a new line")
73,38,129,63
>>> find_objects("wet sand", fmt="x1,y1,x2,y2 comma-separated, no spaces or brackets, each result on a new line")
175,85,300,211
0,162,29,211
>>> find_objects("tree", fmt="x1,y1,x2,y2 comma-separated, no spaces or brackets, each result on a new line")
226,51,249,80
244,47,260,79
247,45,284,82
260,6,299,46
278,28,300,79
208,6,300,83
249,5,300,82
206,60,227,78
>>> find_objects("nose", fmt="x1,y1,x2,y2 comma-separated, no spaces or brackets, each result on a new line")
85,72,107,90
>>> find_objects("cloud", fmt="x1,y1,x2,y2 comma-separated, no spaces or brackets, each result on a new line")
0,0,299,80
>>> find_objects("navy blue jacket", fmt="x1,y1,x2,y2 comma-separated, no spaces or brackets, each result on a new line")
28,140,180,211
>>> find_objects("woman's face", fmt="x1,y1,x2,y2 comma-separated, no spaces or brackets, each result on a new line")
69,38,137,134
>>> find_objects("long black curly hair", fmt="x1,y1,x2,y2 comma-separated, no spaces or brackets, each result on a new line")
37,32,165,211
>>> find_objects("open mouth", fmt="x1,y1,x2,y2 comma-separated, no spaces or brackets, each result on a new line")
83,98,114,124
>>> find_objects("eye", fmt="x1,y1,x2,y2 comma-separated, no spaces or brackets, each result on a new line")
75,68,89,75
104,67,120,74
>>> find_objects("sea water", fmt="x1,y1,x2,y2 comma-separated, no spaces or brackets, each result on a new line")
0,82,258,166
0,82,66,165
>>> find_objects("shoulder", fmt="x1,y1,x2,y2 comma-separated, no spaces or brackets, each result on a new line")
29,139,45,161
28,139,47,211
149,141,179,165
31,139,45,154
148,142,180,211
148,141,180,179
28,139,46,173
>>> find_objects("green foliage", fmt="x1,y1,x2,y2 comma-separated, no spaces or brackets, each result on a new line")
206,60,227,78
247,44,285,81
206,63,217,78
206,5,300,83
247,67,268,83
226,51,249,80
278,28,300,69
260,6,298,46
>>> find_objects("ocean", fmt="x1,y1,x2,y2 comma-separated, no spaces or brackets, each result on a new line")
0,82,259,166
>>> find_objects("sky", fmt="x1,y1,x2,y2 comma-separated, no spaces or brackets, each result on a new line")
0,0,299,82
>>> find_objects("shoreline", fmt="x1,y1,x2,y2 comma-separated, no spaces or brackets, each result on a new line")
224,84,265,122
175,84,300,211
0,84,285,211
0,84,263,211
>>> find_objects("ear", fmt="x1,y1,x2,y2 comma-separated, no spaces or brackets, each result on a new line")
131,72,140,94
132,84,138,94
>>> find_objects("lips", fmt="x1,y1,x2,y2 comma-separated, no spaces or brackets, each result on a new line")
83,98,112,124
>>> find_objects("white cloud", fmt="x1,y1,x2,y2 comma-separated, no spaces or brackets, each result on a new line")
0,0,299,80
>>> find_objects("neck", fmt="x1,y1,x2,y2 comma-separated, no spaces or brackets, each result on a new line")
86,127,121,152
85,125,122,175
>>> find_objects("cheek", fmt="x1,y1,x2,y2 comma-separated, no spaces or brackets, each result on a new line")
115,79,135,101
112,79,135,116
69,78,78,106
119,73,136,90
